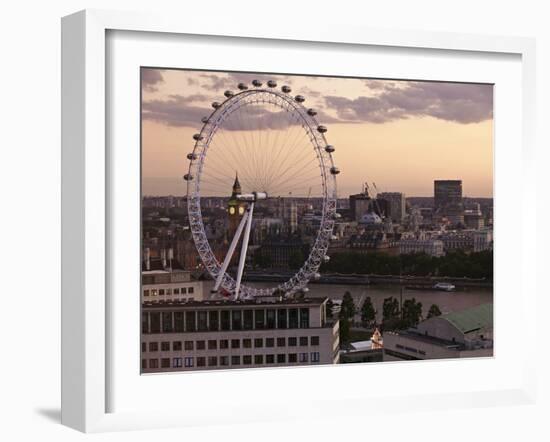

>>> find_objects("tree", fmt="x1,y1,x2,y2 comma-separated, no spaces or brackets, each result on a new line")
339,291,356,321
321,250,493,280
339,316,351,344
381,296,402,331
402,298,423,328
382,297,400,323
360,296,376,327
427,304,442,319
326,298,334,319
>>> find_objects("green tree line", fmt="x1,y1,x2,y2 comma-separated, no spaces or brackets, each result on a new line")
321,250,493,279
333,291,443,344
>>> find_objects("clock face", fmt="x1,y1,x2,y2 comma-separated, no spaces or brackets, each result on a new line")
229,207,236,215
238,207,245,215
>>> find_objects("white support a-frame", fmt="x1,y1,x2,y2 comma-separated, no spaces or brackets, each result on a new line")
212,206,250,294
234,202,254,299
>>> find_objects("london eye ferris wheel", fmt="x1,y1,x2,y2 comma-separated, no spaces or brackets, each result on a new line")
184,78,340,300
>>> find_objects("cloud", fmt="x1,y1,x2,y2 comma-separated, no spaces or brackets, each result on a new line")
142,95,209,128
142,71,492,129
301,86,321,98
141,69,164,92
199,74,237,91
326,81,493,124
199,72,295,92
142,94,306,130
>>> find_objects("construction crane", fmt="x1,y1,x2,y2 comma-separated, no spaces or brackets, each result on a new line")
371,182,386,219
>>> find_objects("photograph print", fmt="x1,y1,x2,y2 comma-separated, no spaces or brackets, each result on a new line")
140,68,493,373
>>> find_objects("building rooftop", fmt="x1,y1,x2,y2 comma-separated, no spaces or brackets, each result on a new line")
389,330,464,349
142,296,328,309
142,257,185,272
350,340,373,351
442,303,493,334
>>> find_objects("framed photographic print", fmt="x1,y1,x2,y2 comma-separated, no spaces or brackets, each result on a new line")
61,9,537,433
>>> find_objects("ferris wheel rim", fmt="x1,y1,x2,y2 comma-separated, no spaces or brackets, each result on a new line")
186,86,337,299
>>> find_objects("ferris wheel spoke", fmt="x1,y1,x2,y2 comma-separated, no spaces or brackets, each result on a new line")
234,106,255,187
253,104,269,189
274,129,307,191
215,130,248,175
201,158,237,180
268,110,300,162
272,171,321,196
232,106,257,185
265,121,282,184
275,175,323,195
200,160,237,182
223,116,256,182
247,104,264,188
269,139,316,192
251,103,265,189
207,139,241,179
264,127,284,187
266,122,310,188
271,161,320,193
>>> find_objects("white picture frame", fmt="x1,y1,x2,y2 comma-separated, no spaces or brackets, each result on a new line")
61,9,537,433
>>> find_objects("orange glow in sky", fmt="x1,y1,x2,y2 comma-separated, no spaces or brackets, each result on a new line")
141,69,493,198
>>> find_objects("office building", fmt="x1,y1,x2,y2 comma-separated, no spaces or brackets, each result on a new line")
464,203,485,229
399,238,445,257
377,192,406,223
141,297,340,373
349,190,372,222
434,180,462,211
473,229,493,252
142,270,204,303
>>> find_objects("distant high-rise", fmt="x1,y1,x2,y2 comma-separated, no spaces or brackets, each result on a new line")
434,180,462,211
349,188,372,222
377,192,406,223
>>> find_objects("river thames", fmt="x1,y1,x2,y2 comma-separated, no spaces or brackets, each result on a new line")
204,280,493,323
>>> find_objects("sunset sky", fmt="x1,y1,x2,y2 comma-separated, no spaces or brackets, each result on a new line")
141,68,493,198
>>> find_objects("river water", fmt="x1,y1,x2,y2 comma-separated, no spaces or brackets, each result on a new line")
204,280,493,323
305,283,492,322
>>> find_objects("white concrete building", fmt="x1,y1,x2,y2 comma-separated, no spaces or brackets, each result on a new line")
473,229,493,252
141,270,204,303
141,297,340,373
399,238,445,257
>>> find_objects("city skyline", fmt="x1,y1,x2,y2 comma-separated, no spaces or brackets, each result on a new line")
142,68,493,198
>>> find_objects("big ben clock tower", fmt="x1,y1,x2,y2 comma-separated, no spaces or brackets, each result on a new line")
227,172,246,239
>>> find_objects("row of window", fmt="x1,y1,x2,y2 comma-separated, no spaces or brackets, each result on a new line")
143,287,195,297
142,307,311,334
395,343,426,356
142,336,321,353
143,352,321,369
